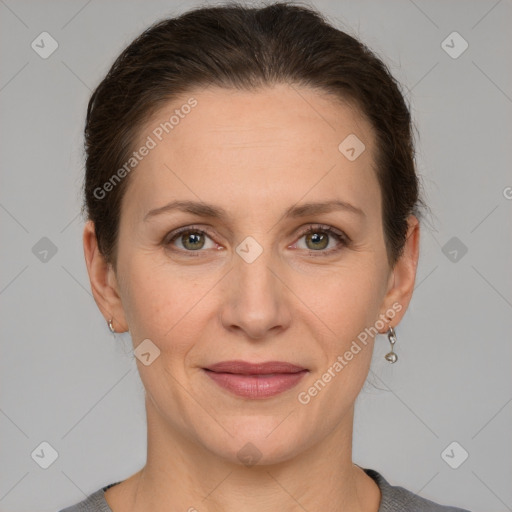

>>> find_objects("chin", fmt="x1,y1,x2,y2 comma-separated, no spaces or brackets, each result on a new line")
202,419,307,467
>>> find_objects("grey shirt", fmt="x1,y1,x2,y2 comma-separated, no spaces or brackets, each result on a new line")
59,467,472,511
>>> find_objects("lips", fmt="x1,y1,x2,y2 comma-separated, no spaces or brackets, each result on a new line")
204,360,307,375
202,360,309,399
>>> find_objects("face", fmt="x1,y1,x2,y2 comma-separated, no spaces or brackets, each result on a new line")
86,83,418,466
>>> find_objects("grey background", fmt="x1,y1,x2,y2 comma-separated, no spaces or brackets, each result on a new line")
0,0,511,511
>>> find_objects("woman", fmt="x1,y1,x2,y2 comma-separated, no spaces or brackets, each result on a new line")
60,2,471,511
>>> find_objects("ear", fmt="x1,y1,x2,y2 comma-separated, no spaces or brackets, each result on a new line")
83,220,128,333
378,215,420,332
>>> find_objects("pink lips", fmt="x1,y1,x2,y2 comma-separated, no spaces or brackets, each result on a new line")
203,360,308,399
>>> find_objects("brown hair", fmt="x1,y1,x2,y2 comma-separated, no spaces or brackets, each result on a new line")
83,1,426,268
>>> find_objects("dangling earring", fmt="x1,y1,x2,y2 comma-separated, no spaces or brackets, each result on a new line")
107,318,115,333
385,326,398,363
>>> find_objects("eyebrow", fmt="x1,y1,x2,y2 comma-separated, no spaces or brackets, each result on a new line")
144,199,365,222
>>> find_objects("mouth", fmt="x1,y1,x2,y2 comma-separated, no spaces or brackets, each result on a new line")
202,360,309,399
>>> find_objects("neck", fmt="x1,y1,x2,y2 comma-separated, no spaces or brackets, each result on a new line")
108,398,381,512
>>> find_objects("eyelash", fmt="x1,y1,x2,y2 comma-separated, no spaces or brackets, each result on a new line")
163,224,350,257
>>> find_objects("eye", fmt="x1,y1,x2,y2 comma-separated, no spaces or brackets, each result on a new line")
293,224,349,255
164,226,218,253
163,223,350,256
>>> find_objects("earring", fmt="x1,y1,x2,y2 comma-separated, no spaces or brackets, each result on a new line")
107,318,115,333
385,326,398,363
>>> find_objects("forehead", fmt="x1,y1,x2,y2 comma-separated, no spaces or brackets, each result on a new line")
124,83,380,222
140,83,374,155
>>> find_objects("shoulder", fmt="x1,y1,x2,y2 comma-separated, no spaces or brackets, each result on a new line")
58,482,119,512
363,468,473,512
59,473,474,512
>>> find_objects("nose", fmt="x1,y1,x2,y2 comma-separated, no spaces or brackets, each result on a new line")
219,249,292,341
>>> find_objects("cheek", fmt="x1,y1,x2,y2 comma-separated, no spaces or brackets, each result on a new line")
305,266,384,401
317,262,384,338
118,252,214,364
118,254,181,340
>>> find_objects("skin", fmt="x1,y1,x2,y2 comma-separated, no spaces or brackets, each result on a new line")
83,83,419,512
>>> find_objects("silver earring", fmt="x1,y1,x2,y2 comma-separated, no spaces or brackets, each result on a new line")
107,318,115,333
385,326,398,363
